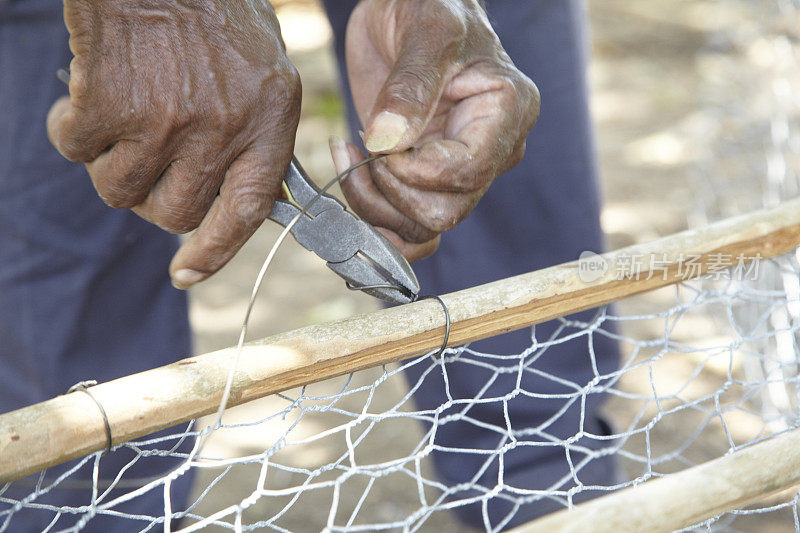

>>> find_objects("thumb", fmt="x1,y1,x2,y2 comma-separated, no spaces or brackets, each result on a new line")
363,31,457,154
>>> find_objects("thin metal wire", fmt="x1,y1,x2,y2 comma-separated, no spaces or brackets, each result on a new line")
416,295,451,358
203,153,389,441
344,280,412,300
67,381,112,454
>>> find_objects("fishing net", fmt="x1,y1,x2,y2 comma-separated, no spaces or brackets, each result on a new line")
4,1,800,532
3,253,800,532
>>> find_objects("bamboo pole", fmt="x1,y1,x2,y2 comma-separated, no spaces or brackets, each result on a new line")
510,428,800,533
2,199,800,482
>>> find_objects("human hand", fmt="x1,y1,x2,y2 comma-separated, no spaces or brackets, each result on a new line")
329,0,539,262
47,0,301,289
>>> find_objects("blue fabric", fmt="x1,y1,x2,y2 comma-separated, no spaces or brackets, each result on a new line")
0,3,194,531
322,0,622,528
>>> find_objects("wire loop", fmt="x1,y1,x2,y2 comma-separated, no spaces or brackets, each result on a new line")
416,295,451,359
67,380,113,454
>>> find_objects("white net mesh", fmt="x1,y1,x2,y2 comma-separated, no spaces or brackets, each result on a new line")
3,257,800,532
4,0,800,532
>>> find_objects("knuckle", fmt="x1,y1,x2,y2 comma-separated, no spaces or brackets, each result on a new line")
384,72,432,108
425,163,450,188
511,141,527,167
229,185,269,229
424,2,468,40
397,217,437,244
97,183,141,210
452,168,483,192
523,79,541,125
266,62,302,114
247,64,301,140
497,75,518,97
493,75,525,111
421,202,469,234
91,161,153,209
66,58,90,100
406,152,482,193
416,157,479,193
101,195,131,210
280,62,303,97
400,155,440,186
424,216,455,234
57,139,89,162
50,121,97,163
153,179,213,234
496,70,540,131
512,74,541,127
495,134,516,161
161,102,185,134
156,203,205,235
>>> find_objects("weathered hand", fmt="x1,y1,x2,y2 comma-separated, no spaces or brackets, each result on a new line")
329,0,539,262
47,0,301,288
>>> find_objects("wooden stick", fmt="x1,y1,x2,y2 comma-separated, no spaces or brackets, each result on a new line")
2,198,800,482
510,428,800,533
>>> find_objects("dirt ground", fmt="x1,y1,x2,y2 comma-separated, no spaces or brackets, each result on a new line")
181,1,800,531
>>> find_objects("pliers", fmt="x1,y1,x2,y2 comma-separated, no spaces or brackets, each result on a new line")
268,158,420,305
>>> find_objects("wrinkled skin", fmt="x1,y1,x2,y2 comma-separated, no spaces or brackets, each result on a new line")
47,0,301,288
329,0,540,261
47,0,538,288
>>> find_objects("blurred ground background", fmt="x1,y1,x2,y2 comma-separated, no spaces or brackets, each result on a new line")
183,1,800,531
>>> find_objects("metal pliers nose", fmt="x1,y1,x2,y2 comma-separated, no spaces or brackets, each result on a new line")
268,158,420,305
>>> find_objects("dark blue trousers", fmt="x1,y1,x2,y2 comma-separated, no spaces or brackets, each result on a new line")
0,2,193,531
323,0,621,528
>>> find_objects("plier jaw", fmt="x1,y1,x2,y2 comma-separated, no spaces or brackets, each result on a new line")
267,158,421,305
327,222,420,304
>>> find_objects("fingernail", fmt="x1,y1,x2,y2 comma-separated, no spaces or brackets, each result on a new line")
171,269,205,290
364,112,408,153
328,134,350,174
